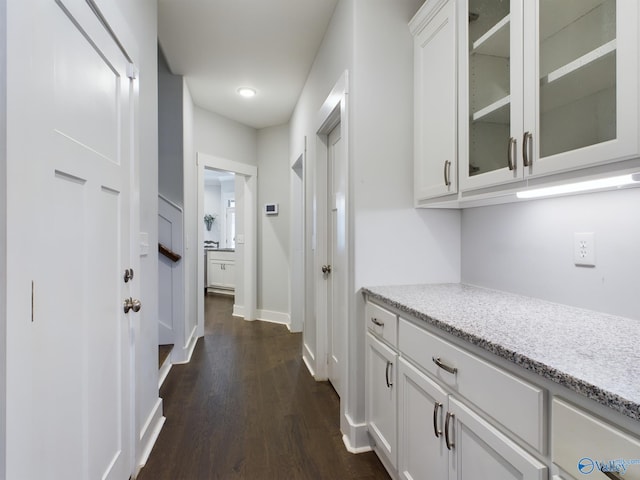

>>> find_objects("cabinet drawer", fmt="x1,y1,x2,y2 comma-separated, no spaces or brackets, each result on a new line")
398,318,545,453
366,301,398,348
553,398,640,480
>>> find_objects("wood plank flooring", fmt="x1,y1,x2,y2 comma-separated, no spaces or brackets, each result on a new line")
137,294,389,480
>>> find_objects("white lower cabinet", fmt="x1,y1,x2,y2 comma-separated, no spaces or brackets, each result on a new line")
448,397,547,480
398,358,449,480
397,357,546,480
366,332,398,469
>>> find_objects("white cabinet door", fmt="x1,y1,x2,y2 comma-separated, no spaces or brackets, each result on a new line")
366,332,398,469
460,0,525,191
222,262,235,289
448,397,547,480
524,0,639,178
398,358,449,480
461,0,639,192
411,0,458,203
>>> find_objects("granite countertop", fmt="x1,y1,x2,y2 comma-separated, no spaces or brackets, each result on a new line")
205,248,235,252
363,283,640,422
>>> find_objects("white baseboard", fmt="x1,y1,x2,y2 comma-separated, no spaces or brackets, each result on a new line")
302,342,316,377
158,359,172,388
172,326,198,365
256,309,290,325
232,304,291,327
136,398,165,473
342,413,372,453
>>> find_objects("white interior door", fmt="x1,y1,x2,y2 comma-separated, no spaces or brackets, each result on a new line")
7,0,136,478
327,122,346,396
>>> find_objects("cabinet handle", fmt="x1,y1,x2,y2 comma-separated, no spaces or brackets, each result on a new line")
371,317,384,327
433,402,443,438
444,412,455,450
523,131,533,167
507,137,516,171
385,361,393,388
432,356,458,375
443,160,452,187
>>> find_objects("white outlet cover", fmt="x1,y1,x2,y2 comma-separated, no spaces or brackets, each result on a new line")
574,232,595,267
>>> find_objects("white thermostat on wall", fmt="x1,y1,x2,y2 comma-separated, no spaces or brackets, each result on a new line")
264,203,279,216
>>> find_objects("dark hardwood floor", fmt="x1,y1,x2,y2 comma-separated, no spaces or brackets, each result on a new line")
137,293,390,480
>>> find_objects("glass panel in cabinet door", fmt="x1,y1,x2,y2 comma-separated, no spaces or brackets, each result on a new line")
539,0,616,159
468,0,511,177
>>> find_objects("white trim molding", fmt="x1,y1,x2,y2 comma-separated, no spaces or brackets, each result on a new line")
341,413,372,453
135,398,165,476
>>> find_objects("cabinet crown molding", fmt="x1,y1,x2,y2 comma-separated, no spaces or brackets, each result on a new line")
409,0,450,36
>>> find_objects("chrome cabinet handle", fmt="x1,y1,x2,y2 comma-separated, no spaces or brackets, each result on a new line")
385,361,393,388
445,411,455,450
523,131,533,167
371,317,384,327
123,268,134,283
507,137,516,171
443,160,452,187
321,264,332,274
432,356,458,375
433,402,443,438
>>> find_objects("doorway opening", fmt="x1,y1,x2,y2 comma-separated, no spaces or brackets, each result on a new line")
196,153,258,338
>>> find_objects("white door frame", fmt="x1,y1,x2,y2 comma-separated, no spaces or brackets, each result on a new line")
314,71,350,387
196,152,257,334
290,150,306,333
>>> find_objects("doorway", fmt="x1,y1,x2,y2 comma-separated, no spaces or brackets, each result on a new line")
196,153,258,337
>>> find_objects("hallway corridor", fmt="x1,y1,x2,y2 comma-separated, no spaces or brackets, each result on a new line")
138,294,389,479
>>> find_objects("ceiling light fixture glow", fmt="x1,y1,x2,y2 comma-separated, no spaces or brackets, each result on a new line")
516,173,640,199
237,87,256,98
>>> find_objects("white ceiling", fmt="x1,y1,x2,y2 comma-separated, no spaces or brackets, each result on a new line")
157,0,339,130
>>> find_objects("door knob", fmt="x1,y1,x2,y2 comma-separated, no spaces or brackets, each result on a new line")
123,297,142,314
321,265,332,274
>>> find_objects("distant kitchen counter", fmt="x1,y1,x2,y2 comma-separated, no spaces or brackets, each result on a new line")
363,283,640,422
205,248,235,252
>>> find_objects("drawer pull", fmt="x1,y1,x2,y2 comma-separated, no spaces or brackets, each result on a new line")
385,361,393,388
433,402,443,438
445,411,455,450
371,317,384,327
432,356,458,375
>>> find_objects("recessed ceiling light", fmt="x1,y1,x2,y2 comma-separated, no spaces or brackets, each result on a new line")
237,87,256,98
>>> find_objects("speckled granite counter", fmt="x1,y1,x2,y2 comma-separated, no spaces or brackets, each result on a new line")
363,283,640,422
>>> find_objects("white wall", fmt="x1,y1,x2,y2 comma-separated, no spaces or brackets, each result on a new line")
290,0,462,449
462,188,640,320
290,0,355,375
182,80,198,348
257,125,290,320
194,106,258,166
0,0,6,472
158,49,184,207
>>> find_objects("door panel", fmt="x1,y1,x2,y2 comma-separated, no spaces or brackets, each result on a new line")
7,0,134,478
327,122,346,396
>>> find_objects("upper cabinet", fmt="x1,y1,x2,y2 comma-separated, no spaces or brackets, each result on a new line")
460,0,639,192
411,0,458,204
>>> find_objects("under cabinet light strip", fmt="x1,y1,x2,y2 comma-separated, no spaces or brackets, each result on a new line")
516,173,640,199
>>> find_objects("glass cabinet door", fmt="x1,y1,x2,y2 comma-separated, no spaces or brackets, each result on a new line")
538,0,616,159
463,0,523,190
528,0,639,178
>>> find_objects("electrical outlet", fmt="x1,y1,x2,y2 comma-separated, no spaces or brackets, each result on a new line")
574,232,596,267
